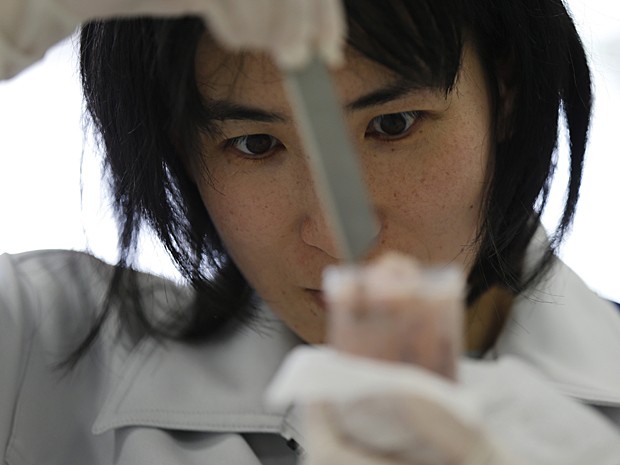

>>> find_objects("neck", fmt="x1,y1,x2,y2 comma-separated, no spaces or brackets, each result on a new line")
465,286,514,356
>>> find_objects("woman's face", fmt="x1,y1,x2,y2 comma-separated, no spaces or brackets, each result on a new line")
193,38,493,343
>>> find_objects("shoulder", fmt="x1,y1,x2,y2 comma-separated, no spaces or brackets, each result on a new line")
0,250,189,463
0,250,115,352
0,250,113,460
0,249,189,341
0,249,113,309
0,248,191,391
494,255,620,423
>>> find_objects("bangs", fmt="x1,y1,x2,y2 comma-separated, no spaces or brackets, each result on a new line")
346,0,465,92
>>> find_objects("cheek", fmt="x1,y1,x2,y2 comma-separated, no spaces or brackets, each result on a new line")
420,133,487,225
195,156,312,301
200,174,287,258
368,121,490,265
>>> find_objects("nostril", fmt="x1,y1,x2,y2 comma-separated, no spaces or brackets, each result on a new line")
300,211,346,260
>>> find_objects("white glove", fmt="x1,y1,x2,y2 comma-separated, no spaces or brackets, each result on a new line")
267,349,528,465
268,348,620,465
273,253,507,465
303,396,525,465
323,252,465,379
266,252,620,465
0,0,345,77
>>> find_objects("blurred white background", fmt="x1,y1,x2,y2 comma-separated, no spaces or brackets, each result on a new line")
0,0,618,300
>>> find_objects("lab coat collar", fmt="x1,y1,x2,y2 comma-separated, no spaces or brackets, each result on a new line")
92,305,302,435
93,256,620,435
492,253,620,406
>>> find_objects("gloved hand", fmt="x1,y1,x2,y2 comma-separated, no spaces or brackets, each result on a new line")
265,252,620,465
303,394,527,465
267,348,530,465
305,253,502,465
0,0,345,77
268,349,620,465
323,252,464,379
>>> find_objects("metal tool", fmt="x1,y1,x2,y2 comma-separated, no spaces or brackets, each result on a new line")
285,58,379,261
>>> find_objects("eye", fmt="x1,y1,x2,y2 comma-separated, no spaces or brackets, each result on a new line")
224,134,282,158
366,111,420,139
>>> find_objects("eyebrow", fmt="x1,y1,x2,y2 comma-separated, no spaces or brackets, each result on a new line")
205,100,287,123
203,79,430,123
344,79,428,112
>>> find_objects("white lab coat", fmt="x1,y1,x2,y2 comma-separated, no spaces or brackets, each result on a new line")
1,249,619,465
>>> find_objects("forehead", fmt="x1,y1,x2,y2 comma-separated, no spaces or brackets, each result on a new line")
194,36,403,107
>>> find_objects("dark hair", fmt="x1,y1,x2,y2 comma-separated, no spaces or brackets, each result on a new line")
77,0,591,353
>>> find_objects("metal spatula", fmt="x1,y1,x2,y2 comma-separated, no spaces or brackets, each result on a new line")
285,58,379,261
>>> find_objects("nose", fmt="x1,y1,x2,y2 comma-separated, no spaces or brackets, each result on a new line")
298,160,386,261
300,200,346,260
293,152,346,260
300,185,385,261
